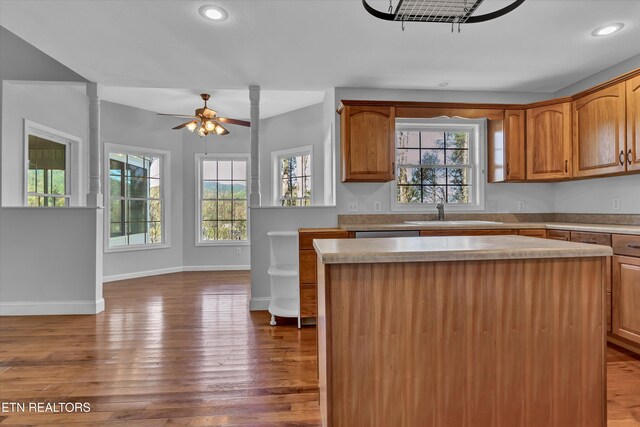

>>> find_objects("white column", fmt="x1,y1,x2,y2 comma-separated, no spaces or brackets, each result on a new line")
86,82,103,207
249,85,261,207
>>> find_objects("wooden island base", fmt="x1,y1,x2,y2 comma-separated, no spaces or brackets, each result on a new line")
317,257,607,427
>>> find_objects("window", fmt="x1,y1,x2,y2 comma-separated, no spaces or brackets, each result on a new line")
24,120,80,207
271,146,312,206
196,154,248,244
105,144,170,250
393,119,485,211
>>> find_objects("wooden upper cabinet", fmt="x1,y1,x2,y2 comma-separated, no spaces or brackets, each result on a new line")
572,83,626,177
503,109,526,180
526,102,572,180
627,75,640,171
340,104,395,182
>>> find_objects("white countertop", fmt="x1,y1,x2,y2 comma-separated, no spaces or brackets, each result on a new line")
313,235,613,264
340,221,640,235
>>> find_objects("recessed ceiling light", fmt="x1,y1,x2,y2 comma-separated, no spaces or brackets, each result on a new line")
591,23,624,37
438,82,450,87
199,5,229,22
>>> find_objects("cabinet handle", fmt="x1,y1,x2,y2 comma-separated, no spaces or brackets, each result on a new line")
581,240,597,244
564,160,568,173
619,150,625,166
628,149,633,166
507,163,510,176
628,244,640,249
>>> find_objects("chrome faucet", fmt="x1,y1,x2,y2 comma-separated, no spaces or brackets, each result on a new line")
436,203,445,221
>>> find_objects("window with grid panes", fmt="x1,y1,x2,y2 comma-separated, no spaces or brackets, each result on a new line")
198,157,248,242
108,152,165,248
396,125,477,206
278,153,311,206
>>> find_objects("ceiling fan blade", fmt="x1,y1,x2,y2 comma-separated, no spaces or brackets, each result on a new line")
157,113,198,118
173,120,198,130
217,117,251,127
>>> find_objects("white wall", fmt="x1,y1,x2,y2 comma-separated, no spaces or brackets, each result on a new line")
249,206,338,310
101,101,184,278
1,81,89,206
260,103,325,205
332,87,555,214
555,175,640,214
0,207,103,315
181,126,251,269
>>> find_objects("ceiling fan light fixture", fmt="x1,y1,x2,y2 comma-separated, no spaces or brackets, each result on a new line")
214,124,225,135
186,122,197,132
199,5,229,22
205,120,216,132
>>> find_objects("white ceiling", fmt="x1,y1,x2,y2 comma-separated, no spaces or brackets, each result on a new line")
100,87,324,120
1,0,639,116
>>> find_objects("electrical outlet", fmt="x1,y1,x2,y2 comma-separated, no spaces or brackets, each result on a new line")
347,201,359,213
487,200,497,211
612,198,620,211
374,201,381,212
517,200,525,212
235,248,241,255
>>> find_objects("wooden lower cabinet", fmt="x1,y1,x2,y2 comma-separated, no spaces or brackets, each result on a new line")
519,228,547,238
612,255,640,346
547,229,571,241
298,228,349,323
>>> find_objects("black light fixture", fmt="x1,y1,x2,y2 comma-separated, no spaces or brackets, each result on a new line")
362,0,526,31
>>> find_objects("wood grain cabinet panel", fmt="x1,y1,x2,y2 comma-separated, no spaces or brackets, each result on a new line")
627,75,640,171
612,255,640,345
526,102,572,180
519,229,547,238
572,83,626,177
570,231,612,247
340,105,395,182
298,228,350,322
504,109,527,180
547,230,571,241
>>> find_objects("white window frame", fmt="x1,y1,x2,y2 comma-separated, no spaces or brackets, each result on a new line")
391,118,486,212
195,153,250,246
271,145,313,207
103,142,171,253
23,119,81,207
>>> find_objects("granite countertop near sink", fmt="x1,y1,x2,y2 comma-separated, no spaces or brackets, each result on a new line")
313,235,614,264
340,222,640,235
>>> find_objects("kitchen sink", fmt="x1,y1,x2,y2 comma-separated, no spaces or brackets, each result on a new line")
404,220,503,226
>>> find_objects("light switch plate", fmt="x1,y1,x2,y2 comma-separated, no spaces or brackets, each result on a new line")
612,198,620,211
517,201,525,212
487,200,497,211
374,201,381,212
347,201,359,212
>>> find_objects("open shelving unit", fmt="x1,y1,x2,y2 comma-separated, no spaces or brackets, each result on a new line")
267,231,300,328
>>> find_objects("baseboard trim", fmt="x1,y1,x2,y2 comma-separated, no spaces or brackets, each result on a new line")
102,267,183,282
183,265,250,272
250,297,271,311
0,299,105,316
103,265,250,282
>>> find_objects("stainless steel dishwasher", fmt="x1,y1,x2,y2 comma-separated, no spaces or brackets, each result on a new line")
354,230,420,238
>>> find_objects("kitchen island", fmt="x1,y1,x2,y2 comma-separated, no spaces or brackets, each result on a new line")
313,235,612,427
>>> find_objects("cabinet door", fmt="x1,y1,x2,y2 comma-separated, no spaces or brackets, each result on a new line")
573,83,626,177
526,102,572,179
341,105,395,182
504,109,526,180
627,75,640,171
612,255,640,345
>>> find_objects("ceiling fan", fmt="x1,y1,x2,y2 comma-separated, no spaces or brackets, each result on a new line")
157,93,250,137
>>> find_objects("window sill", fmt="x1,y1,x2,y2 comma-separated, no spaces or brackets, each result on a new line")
105,243,171,253
195,241,251,247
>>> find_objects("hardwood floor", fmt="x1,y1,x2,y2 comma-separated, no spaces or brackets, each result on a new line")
0,271,638,426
